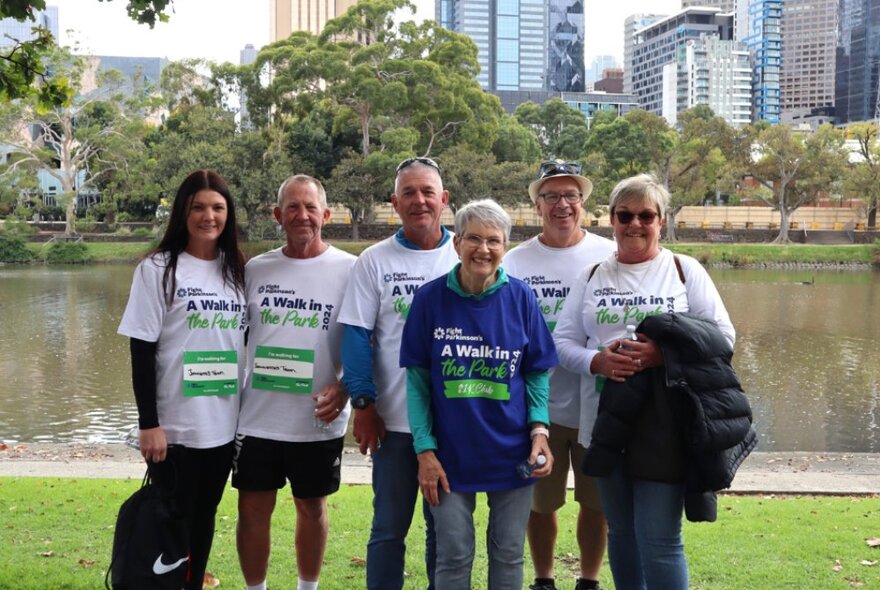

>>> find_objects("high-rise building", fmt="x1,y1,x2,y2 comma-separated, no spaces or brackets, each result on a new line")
0,5,59,47
270,0,359,40
239,44,258,129
594,68,624,93
437,0,584,92
683,0,736,11
667,35,752,126
623,13,667,95
735,0,782,123
835,0,880,123
629,7,734,115
780,0,837,119
587,55,619,85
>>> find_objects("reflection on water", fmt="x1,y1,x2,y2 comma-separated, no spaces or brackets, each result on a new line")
1,265,879,452
0,265,134,443
715,269,880,453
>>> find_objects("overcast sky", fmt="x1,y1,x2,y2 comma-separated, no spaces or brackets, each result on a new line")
56,0,681,66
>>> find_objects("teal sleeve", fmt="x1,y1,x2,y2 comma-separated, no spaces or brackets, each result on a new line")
525,370,550,426
406,366,437,453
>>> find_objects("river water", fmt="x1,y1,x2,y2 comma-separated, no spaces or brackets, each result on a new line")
1,264,878,452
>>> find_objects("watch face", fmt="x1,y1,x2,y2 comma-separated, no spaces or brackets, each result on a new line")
353,396,373,410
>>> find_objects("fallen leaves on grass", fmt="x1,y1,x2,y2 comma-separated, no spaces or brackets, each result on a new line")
202,571,220,588
861,560,878,567
833,559,843,572
39,551,53,557
350,556,366,565
78,558,95,567
866,538,880,547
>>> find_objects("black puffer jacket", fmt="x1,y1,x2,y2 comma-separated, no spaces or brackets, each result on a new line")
582,312,757,522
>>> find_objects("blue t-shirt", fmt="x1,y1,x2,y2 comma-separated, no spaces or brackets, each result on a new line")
400,273,557,492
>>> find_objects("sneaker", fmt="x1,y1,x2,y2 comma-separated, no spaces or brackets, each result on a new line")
529,580,557,590
574,579,601,590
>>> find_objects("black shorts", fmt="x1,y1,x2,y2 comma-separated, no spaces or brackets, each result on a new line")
231,434,343,499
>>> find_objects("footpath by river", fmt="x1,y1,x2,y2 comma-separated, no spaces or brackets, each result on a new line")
0,443,878,495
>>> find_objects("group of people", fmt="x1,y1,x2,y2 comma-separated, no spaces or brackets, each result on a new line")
118,155,750,590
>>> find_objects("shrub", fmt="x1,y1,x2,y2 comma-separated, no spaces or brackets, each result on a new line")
0,234,34,262
45,241,91,264
132,227,154,238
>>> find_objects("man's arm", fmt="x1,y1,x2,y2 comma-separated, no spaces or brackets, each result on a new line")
342,324,385,454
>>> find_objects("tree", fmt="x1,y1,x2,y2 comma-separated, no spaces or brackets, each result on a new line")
844,122,880,228
749,124,849,243
0,49,145,234
492,114,540,163
663,107,736,241
324,150,395,240
514,98,589,160
1,0,173,109
0,0,71,108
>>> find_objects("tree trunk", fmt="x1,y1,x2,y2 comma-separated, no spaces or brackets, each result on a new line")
63,192,76,235
869,202,877,229
773,207,791,244
351,220,360,241
665,211,678,242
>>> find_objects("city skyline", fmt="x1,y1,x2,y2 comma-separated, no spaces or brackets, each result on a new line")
54,0,679,65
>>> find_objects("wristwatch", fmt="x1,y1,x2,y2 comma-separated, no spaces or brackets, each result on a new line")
351,395,375,410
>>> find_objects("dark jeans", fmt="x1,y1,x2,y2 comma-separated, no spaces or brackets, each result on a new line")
149,442,234,590
366,431,436,590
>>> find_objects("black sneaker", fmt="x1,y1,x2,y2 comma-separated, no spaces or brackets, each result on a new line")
529,580,557,590
574,579,601,590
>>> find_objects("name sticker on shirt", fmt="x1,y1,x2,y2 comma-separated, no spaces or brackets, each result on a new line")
443,379,510,401
183,350,238,396
252,345,314,394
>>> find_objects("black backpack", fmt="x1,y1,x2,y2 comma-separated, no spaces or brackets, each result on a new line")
106,467,190,589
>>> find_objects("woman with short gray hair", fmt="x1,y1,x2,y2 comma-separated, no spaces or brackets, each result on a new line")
400,198,558,590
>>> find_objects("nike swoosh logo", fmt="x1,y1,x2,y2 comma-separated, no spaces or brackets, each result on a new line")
153,553,188,575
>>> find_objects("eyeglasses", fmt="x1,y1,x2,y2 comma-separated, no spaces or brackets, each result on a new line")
460,233,505,251
396,157,441,173
536,161,583,180
539,191,583,205
614,210,660,224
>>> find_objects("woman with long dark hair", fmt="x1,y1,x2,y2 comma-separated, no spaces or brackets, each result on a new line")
118,169,246,588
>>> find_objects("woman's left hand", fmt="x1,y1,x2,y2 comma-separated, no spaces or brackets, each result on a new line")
529,432,553,478
616,333,664,372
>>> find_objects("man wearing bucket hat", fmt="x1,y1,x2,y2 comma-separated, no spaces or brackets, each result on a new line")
504,161,615,590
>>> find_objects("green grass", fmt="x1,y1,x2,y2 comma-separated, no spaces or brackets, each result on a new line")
665,243,877,266
1,478,877,589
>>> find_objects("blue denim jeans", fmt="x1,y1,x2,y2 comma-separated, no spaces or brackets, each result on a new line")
597,466,688,590
430,485,533,590
366,431,436,590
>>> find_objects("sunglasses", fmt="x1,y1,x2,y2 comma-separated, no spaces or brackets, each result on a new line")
396,157,441,173
536,161,583,180
614,210,659,224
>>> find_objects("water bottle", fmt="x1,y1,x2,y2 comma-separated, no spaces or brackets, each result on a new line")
517,454,547,479
620,324,638,350
314,394,330,432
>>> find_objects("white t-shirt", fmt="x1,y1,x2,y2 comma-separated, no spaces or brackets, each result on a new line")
118,252,246,448
237,246,356,442
337,235,459,432
504,231,615,428
553,248,735,448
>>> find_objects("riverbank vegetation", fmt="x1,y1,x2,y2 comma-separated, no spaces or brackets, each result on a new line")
0,477,876,589
4,239,879,267
2,0,880,245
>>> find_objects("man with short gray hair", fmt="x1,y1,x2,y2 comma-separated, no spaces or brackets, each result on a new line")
504,161,615,590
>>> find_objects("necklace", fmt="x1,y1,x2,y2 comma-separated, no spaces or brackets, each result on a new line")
615,252,660,313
